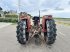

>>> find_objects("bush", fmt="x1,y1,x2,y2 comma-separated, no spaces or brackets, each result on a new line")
5,15,18,18
0,18,18,23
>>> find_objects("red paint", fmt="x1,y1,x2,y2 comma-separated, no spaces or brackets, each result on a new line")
42,15,52,32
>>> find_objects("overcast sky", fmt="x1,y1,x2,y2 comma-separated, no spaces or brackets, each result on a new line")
0,0,70,18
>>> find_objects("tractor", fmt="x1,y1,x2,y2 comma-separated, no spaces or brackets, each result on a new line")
16,12,57,45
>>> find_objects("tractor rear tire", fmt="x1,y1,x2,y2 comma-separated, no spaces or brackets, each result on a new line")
16,20,29,44
46,19,57,45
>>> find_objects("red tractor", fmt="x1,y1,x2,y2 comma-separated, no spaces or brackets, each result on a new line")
16,12,57,45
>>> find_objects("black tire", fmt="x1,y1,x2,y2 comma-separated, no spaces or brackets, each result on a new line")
44,32,47,41
26,32,29,41
16,20,29,44
45,19,57,45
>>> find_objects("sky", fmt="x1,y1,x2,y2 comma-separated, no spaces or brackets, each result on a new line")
0,0,70,18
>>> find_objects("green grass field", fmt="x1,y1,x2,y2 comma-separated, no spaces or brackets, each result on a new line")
54,18,70,21
54,18,70,26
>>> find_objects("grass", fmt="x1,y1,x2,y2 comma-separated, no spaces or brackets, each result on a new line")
0,17,18,23
54,18,70,26
54,18,70,21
